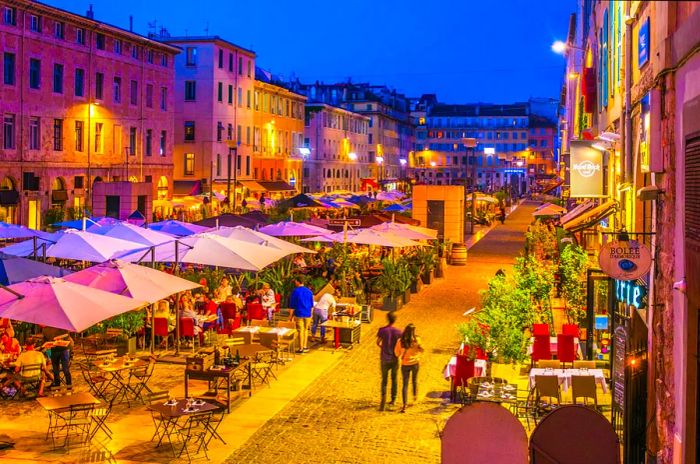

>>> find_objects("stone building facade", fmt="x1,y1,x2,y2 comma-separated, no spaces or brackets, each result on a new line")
0,0,178,227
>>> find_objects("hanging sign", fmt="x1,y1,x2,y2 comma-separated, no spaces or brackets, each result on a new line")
638,17,650,68
569,141,605,198
599,239,652,281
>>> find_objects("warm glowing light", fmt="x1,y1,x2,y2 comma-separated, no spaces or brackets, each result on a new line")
568,72,579,79
376,156,384,164
592,143,608,151
484,147,495,155
516,160,524,167
298,147,311,157
552,40,567,54
348,152,357,161
399,158,407,166
429,161,436,167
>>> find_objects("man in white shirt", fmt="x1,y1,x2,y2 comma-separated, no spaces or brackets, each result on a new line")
311,291,336,343
259,282,276,322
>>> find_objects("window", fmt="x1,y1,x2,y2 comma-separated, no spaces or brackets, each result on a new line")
228,85,233,104
161,54,168,67
184,121,195,141
184,81,196,101
217,82,223,102
76,28,85,45
3,114,15,149
246,126,251,145
145,129,152,156
238,57,243,75
146,84,153,108
54,21,64,39
184,153,195,175
216,153,221,176
3,53,15,85
146,50,154,64
227,124,233,140
246,90,251,108
114,39,122,54
29,117,40,150
228,53,233,72
3,7,16,26
247,60,251,77
129,127,137,155
75,121,83,151
52,63,63,93
29,15,41,33
74,176,84,189
95,33,105,50
218,49,223,68
237,125,242,143
160,87,167,110
94,122,103,153
29,59,40,89
217,122,223,142
185,47,197,66
74,68,84,96
237,87,242,107
130,80,138,105
131,45,140,59
159,130,166,156
113,77,121,103
53,119,63,151
95,72,104,100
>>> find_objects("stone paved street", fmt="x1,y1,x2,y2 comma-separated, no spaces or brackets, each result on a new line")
225,201,538,464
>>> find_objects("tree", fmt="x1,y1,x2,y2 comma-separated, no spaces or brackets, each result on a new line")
559,244,589,324
514,254,556,327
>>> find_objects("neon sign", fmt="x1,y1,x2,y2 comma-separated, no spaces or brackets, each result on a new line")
615,280,647,309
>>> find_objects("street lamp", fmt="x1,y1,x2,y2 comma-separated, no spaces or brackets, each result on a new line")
552,40,584,54
376,156,384,186
226,140,238,213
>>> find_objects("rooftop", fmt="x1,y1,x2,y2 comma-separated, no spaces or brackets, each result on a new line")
429,103,530,117
164,35,256,56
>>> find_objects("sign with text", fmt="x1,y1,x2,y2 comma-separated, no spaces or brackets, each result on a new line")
599,240,652,281
328,218,361,227
638,17,650,68
570,141,605,198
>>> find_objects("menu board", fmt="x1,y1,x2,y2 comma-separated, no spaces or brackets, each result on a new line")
612,326,627,411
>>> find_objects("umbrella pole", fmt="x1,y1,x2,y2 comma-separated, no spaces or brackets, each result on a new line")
150,303,155,354
174,241,180,355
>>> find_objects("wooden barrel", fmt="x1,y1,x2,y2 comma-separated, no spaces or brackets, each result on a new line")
450,243,468,266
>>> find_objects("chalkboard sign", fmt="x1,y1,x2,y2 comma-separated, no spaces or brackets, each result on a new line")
612,326,627,411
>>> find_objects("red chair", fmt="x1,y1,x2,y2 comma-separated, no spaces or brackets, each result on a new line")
556,334,576,367
247,303,265,321
274,294,281,314
531,334,552,367
461,344,487,361
153,318,171,351
219,303,238,335
562,324,580,338
179,318,199,351
451,354,475,402
533,323,549,336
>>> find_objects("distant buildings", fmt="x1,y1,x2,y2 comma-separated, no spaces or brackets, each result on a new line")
0,0,178,227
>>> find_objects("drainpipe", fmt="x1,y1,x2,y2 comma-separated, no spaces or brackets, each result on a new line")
624,14,634,185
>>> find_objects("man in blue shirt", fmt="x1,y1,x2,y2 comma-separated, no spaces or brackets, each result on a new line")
289,276,314,353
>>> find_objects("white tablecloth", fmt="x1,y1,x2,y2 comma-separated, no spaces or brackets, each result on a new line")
527,336,583,359
443,357,487,379
528,368,608,393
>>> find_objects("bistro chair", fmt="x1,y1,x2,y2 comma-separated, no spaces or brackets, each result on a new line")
275,323,298,360
451,354,475,403
49,403,96,449
202,405,227,447
531,334,552,367
144,390,170,444
251,350,275,387
534,375,561,414
511,386,539,430
246,303,265,321
532,323,550,336
77,361,111,400
571,375,598,408
5,362,44,399
128,356,157,404
536,360,562,369
461,344,487,361
556,334,577,368
153,318,172,352
179,318,200,352
88,397,115,440
178,410,213,460
573,360,596,369
219,302,240,334
562,323,580,338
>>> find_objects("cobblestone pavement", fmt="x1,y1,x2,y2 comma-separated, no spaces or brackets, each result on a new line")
225,202,538,464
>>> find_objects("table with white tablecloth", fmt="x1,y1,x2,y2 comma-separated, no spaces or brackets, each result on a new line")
528,368,608,393
443,357,488,380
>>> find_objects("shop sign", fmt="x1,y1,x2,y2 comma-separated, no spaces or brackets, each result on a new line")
328,218,361,227
614,279,647,309
638,17,650,68
640,94,651,173
599,240,652,280
570,141,605,198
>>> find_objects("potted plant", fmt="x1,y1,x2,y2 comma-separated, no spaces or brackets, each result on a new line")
397,259,412,304
407,256,423,294
106,309,147,355
375,259,404,311
417,247,436,285
435,241,450,278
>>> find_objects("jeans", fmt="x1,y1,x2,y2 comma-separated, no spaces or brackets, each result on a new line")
265,306,275,322
295,317,311,350
311,309,328,338
380,359,399,404
401,364,419,406
50,349,71,387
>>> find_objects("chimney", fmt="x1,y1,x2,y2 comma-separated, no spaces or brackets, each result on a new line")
129,15,133,32
86,4,94,19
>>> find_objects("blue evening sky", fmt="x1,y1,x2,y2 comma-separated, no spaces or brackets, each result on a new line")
45,0,576,104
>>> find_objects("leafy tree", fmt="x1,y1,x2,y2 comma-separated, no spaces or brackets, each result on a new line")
514,254,555,326
559,244,590,324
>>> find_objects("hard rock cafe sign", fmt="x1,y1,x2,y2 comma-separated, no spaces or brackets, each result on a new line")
570,140,605,197
572,160,601,178
598,239,652,281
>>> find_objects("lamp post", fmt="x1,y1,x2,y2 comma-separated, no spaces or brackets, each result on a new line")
463,138,477,218
376,156,384,189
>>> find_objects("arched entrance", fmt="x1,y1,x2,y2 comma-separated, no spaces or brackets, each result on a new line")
0,176,19,224
157,176,168,200
51,177,68,209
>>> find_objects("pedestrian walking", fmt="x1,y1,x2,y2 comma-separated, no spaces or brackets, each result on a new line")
289,276,314,353
376,311,402,411
499,205,506,224
394,323,424,412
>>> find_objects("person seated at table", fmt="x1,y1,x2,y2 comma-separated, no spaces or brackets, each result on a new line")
311,290,336,344
200,293,220,331
215,277,233,302
0,318,14,338
259,282,277,322
293,254,307,269
154,300,176,332
0,331,21,358
179,298,202,338
4,341,51,397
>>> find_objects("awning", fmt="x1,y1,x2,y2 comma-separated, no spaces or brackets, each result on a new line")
173,180,202,196
0,190,19,206
237,180,265,191
257,181,296,192
559,200,594,224
51,190,68,202
562,200,617,232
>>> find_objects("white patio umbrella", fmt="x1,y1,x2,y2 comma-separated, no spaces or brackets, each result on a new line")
370,222,438,240
0,231,64,258
258,221,334,237
91,222,176,246
208,226,314,254
532,204,567,217
302,229,421,248
44,229,148,262
118,233,291,271
0,276,147,332
0,222,44,239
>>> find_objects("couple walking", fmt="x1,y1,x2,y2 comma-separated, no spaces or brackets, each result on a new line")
376,311,424,413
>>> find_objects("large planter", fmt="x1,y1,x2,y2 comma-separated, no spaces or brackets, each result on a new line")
403,289,411,304
410,278,423,294
382,296,403,311
421,270,434,285
127,336,137,356
435,258,447,278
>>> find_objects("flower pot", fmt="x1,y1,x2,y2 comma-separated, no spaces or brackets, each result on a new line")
382,296,402,311
410,278,423,294
127,336,137,356
421,270,434,285
403,289,411,304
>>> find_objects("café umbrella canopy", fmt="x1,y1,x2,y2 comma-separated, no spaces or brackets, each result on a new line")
64,259,200,303
258,221,333,237
91,222,176,246
208,226,314,254
0,276,147,332
370,222,438,240
52,216,120,230
148,220,209,237
0,252,72,285
44,229,148,262
0,231,64,258
532,203,567,217
0,222,45,239
302,228,422,248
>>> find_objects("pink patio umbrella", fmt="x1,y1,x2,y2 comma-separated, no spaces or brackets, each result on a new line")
301,228,422,248
258,221,333,237
44,229,148,263
91,222,176,246
208,226,314,254
370,222,438,240
0,276,147,332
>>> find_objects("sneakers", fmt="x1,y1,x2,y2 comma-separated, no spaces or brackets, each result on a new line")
296,349,304,354
302,348,310,353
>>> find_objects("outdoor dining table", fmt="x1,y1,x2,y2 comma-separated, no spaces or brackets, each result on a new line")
37,391,102,448
232,326,295,344
442,357,488,379
472,381,519,404
321,319,362,349
184,360,249,413
148,398,219,455
527,336,583,359
94,356,147,404
528,368,608,393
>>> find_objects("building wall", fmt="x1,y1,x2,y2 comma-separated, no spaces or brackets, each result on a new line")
303,104,369,193
0,0,177,227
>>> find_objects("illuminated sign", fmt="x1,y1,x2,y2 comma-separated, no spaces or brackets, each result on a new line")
599,240,652,280
484,147,496,155
640,94,650,173
570,140,605,197
638,17,650,68
615,280,647,309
